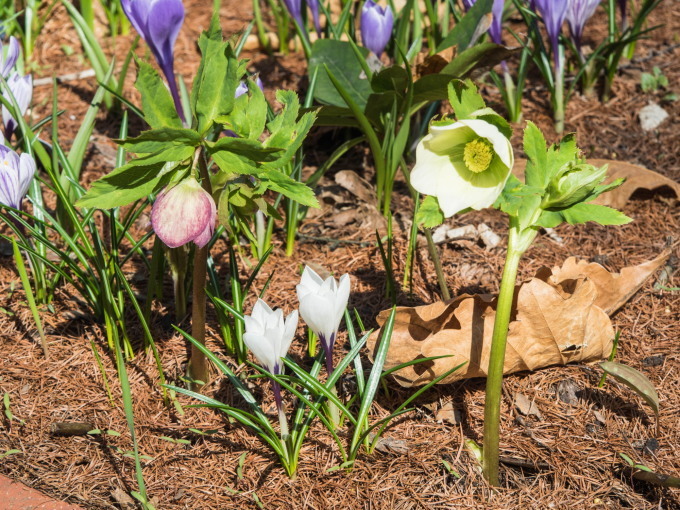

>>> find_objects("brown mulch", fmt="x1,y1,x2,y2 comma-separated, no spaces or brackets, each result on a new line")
1,1,679,509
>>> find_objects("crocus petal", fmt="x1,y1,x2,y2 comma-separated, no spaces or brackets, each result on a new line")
0,146,34,210
566,0,600,51
2,73,33,138
243,299,297,375
1,37,20,78
361,0,394,56
147,0,185,71
243,330,278,372
151,177,216,248
17,153,36,200
533,0,569,71
307,0,321,36
334,274,351,326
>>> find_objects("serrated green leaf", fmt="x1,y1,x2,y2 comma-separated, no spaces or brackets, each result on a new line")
210,137,283,163
221,80,268,140
600,361,659,417
523,121,548,188
535,210,563,228
561,203,632,226
119,128,202,154
447,79,486,120
76,162,174,209
191,27,243,133
415,195,445,228
135,60,182,129
259,168,319,208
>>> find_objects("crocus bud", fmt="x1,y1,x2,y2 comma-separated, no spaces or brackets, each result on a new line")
296,266,350,374
121,0,185,121
243,299,298,376
307,0,321,36
410,118,514,217
532,0,569,73
566,0,600,57
360,0,394,56
282,0,305,34
0,145,36,210
0,37,20,78
543,161,608,210
151,177,216,248
2,72,32,140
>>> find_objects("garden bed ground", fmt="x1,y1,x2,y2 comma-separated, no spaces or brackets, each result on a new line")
0,1,679,509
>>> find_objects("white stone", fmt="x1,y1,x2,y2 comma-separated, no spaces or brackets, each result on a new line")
639,102,669,131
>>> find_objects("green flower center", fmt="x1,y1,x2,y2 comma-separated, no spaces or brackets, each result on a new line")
463,138,493,173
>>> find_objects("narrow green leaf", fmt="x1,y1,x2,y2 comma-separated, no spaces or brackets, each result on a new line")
600,361,659,417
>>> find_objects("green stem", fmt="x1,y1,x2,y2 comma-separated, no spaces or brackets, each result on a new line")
328,385,341,427
482,234,523,486
424,228,450,301
553,62,565,134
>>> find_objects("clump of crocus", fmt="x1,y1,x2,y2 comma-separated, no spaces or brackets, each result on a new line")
296,266,350,375
0,144,37,210
0,37,19,78
243,299,298,436
121,0,185,122
566,0,601,60
2,72,32,140
410,118,514,217
360,0,394,57
151,177,216,248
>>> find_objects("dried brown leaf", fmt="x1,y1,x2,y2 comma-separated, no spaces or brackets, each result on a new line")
369,253,667,387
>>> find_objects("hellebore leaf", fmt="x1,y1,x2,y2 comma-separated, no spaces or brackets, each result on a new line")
412,74,458,104
371,66,410,95
192,18,244,133
258,169,319,208
309,39,372,109
76,162,174,209
210,137,283,163
119,128,202,154
264,91,316,168
447,79,486,120
600,361,659,418
415,195,445,228
560,203,632,226
221,80,268,140
522,121,549,188
135,60,182,129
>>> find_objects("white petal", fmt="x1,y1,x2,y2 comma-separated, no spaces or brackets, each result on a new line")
17,153,36,199
243,332,276,371
251,298,274,325
333,274,351,328
279,309,298,359
410,136,462,197
299,295,336,340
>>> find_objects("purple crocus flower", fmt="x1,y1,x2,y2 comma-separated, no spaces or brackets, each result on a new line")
282,0,305,34
1,37,20,78
121,0,185,122
462,0,505,45
532,0,569,72
0,145,36,210
566,0,601,57
308,0,321,37
2,72,32,140
151,177,216,248
361,0,394,56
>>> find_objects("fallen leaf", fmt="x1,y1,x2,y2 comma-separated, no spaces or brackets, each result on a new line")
513,159,680,209
632,470,680,489
367,433,409,455
334,170,376,205
435,402,462,425
556,378,580,405
370,253,668,387
541,249,671,314
514,393,544,420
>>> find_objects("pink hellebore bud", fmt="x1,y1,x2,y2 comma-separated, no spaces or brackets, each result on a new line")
151,177,216,248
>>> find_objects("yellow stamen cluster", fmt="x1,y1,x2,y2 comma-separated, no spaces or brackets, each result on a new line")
463,138,493,173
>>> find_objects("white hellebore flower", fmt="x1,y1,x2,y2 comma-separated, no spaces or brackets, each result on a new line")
410,118,514,217
296,266,350,373
243,299,298,376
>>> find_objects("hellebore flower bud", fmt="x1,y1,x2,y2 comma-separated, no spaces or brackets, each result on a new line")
360,0,394,56
121,0,185,121
0,145,36,210
410,118,514,217
151,177,216,248
0,37,20,78
2,72,32,140
296,266,350,374
543,161,608,210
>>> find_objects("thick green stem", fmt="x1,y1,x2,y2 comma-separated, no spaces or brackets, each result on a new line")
328,385,341,427
553,66,565,134
482,238,523,486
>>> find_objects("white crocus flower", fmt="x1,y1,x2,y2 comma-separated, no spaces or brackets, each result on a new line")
410,118,514,218
243,299,298,376
296,266,351,373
